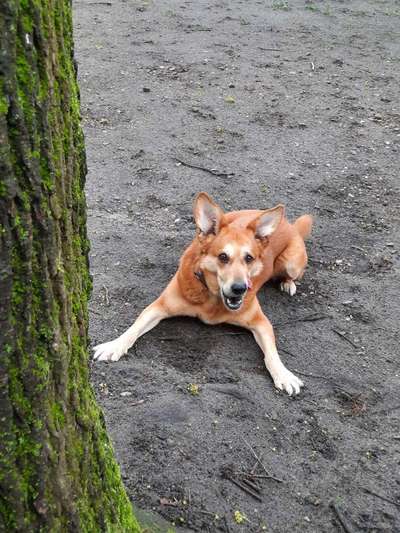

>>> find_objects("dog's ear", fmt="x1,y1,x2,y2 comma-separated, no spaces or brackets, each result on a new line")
247,205,284,240
193,192,224,235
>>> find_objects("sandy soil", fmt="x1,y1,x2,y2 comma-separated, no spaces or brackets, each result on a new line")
73,0,400,531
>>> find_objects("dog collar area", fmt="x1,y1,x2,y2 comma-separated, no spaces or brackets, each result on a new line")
194,270,208,289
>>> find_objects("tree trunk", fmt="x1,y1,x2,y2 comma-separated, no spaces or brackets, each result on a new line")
0,1,140,530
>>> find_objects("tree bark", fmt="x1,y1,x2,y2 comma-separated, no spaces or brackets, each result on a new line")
0,1,140,530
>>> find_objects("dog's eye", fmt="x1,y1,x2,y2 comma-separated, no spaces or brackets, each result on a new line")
218,253,229,264
245,254,254,264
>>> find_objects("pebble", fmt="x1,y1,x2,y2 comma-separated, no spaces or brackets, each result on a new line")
120,391,132,397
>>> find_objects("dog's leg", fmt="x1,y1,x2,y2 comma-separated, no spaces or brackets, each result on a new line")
274,237,308,297
93,300,169,362
239,301,304,395
93,276,190,362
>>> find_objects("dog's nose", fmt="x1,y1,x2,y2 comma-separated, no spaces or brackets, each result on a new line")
231,282,247,295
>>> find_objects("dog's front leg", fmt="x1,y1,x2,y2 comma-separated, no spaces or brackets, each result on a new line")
93,300,169,362
93,276,188,362
245,302,304,395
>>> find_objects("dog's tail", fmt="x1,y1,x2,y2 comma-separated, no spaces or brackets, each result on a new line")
294,214,313,240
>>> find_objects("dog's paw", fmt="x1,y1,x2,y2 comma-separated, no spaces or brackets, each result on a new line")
280,280,296,296
273,369,304,396
93,338,128,362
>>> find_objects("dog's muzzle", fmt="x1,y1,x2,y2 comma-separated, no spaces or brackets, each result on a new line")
222,293,244,310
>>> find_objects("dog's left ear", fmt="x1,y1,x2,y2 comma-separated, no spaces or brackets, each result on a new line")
247,204,284,240
193,192,224,235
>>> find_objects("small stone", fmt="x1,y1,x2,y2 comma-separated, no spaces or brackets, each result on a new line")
120,391,132,397
142,87,151,93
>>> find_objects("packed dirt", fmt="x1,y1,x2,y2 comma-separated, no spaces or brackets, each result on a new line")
73,0,400,531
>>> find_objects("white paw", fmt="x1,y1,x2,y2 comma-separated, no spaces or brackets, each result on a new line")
273,369,304,396
280,280,296,296
93,338,128,362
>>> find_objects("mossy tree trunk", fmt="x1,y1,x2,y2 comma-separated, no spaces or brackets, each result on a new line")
0,1,140,531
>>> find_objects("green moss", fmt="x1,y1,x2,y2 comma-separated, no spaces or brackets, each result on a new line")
50,403,65,429
1,1,141,531
0,95,9,115
0,178,7,197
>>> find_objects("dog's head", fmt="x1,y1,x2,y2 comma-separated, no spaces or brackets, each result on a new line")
193,192,283,311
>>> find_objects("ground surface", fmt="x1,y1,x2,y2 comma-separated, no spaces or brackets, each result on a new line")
73,1,400,531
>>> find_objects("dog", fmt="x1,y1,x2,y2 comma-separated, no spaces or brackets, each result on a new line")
93,192,313,395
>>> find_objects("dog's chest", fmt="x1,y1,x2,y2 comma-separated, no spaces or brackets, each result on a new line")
197,313,223,326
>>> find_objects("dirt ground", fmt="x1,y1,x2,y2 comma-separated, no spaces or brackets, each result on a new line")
73,1,400,531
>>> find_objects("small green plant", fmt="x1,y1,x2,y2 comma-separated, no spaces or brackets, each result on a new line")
272,1,290,10
305,3,320,12
234,510,246,524
187,383,200,396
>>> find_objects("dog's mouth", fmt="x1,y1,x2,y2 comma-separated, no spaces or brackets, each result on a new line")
222,292,244,311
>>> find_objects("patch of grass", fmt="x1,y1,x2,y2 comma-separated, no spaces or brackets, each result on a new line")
305,3,320,13
234,510,247,524
187,383,200,396
272,1,290,11
351,9,369,17
224,95,236,104
383,9,400,16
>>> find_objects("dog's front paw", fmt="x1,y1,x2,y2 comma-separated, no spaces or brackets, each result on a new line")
273,369,304,396
280,280,296,296
93,338,128,362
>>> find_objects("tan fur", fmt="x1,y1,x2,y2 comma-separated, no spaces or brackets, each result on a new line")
93,193,313,396
294,214,313,240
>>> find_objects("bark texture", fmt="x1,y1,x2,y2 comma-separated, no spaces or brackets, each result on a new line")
0,1,140,531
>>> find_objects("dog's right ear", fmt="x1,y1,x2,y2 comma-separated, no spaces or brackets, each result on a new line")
193,192,224,235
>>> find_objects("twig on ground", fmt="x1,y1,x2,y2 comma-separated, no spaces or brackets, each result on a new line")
351,245,366,253
223,515,231,533
159,497,178,507
102,285,110,306
333,388,355,400
331,504,356,533
86,1,112,5
173,156,234,178
250,460,259,475
279,347,297,358
226,476,262,502
332,328,359,349
363,487,400,508
241,477,261,493
177,447,190,459
241,437,283,482
208,386,249,402
130,399,145,407
372,404,400,415
275,314,330,327
293,369,330,380
199,510,216,516
237,471,279,480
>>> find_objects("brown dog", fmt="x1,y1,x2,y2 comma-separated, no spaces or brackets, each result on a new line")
94,193,313,395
